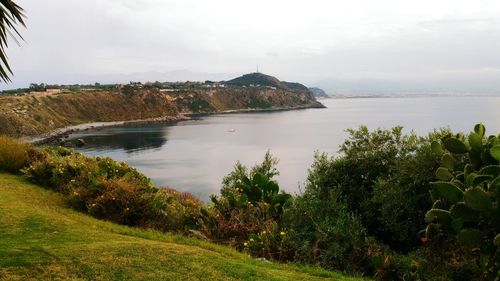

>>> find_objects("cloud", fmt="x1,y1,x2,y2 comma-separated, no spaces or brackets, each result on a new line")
1,0,500,92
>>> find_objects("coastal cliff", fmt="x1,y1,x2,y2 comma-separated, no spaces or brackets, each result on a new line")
0,73,324,138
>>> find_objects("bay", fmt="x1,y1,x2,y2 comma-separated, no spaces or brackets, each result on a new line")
69,96,500,200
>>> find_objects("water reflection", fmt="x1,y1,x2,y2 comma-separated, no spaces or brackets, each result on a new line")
68,125,168,153
68,97,500,201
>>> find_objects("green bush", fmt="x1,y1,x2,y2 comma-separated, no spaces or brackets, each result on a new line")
0,135,30,173
285,127,484,280
369,132,446,250
388,243,482,281
244,221,289,260
162,187,205,231
300,127,450,252
203,152,291,260
22,147,203,232
303,127,424,248
284,187,367,273
424,124,500,280
76,177,160,225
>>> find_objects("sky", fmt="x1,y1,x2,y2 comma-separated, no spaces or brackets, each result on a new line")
2,0,500,93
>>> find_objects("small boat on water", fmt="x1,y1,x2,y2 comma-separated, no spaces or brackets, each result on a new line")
228,129,236,133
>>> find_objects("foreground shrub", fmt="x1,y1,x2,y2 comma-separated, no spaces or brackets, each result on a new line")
71,177,160,225
23,147,203,232
0,135,30,173
288,127,487,280
345,240,483,281
304,127,450,252
284,186,367,273
203,152,291,260
160,187,204,231
369,137,445,251
425,124,500,280
395,243,482,281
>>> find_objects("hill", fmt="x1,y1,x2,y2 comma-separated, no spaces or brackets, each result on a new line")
0,81,324,138
0,173,361,281
226,73,311,93
308,87,329,98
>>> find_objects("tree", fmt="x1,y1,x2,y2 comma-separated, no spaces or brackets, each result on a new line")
0,0,25,83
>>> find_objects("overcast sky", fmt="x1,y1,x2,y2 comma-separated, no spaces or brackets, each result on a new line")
2,0,500,93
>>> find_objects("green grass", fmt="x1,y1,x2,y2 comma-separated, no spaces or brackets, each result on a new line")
0,173,364,281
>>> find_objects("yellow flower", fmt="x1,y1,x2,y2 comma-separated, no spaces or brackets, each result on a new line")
250,238,254,242
244,242,248,246
261,231,266,234
280,231,286,236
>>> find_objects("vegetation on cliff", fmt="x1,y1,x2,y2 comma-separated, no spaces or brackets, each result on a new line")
0,74,323,138
226,72,312,93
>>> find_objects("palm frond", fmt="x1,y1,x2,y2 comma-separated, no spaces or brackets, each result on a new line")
0,0,25,83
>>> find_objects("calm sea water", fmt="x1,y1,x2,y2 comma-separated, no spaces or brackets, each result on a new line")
69,97,500,200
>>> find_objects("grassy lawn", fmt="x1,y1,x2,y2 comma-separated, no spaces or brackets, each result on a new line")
0,173,364,281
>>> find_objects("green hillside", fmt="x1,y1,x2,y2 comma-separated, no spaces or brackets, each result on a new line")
226,73,310,93
0,173,362,281
0,81,323,138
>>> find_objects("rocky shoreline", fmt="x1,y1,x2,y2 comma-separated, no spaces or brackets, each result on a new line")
28,115,191,146
28,102,325,146
189,102,326,117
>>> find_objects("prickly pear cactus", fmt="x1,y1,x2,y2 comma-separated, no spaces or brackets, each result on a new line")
424,124,500,279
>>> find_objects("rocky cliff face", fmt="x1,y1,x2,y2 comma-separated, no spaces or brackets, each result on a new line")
0,85,323,138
